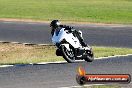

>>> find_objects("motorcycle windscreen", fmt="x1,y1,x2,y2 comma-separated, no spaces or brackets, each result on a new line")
52,28,66,44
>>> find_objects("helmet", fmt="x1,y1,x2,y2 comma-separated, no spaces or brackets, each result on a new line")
50,20,60,28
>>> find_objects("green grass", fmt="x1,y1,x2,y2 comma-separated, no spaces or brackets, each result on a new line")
0,0,132,24
0,43,132,65
93,46,132,58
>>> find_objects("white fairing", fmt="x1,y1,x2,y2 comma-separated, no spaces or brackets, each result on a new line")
52,28,82,48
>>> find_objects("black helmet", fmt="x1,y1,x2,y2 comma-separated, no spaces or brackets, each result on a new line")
50,20,60,28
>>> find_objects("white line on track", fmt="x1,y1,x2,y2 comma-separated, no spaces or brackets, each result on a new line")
95,54,132,60
59,84,105,88
2,21,14,24
59,82,132,88
37,54,132,65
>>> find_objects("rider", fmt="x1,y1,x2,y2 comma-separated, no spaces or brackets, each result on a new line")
50,20,87,47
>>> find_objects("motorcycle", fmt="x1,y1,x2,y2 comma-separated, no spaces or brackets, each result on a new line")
52,27,94,63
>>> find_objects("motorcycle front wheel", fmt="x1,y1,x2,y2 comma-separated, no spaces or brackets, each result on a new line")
60,45,76,63
84,51,94,62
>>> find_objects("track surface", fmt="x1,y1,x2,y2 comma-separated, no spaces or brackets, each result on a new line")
0,21,132,88
0,21,132,47
0,56,132,88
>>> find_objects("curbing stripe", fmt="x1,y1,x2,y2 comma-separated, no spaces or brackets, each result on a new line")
0,41,10,43
0,41,54,46
0,65,14,68
23,43,37,45
11,42,21,44
38,44,55,46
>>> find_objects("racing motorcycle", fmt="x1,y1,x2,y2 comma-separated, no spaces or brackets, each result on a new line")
52,27,94,63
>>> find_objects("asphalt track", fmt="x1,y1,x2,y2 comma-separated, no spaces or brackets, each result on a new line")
0,56,132,88
0,21,132,88
0,21,132,47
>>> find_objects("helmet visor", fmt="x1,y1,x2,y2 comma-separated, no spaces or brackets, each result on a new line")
56,21,60,26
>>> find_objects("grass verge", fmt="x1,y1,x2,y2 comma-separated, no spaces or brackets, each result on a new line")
0,0,132,24
0,43,132,65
